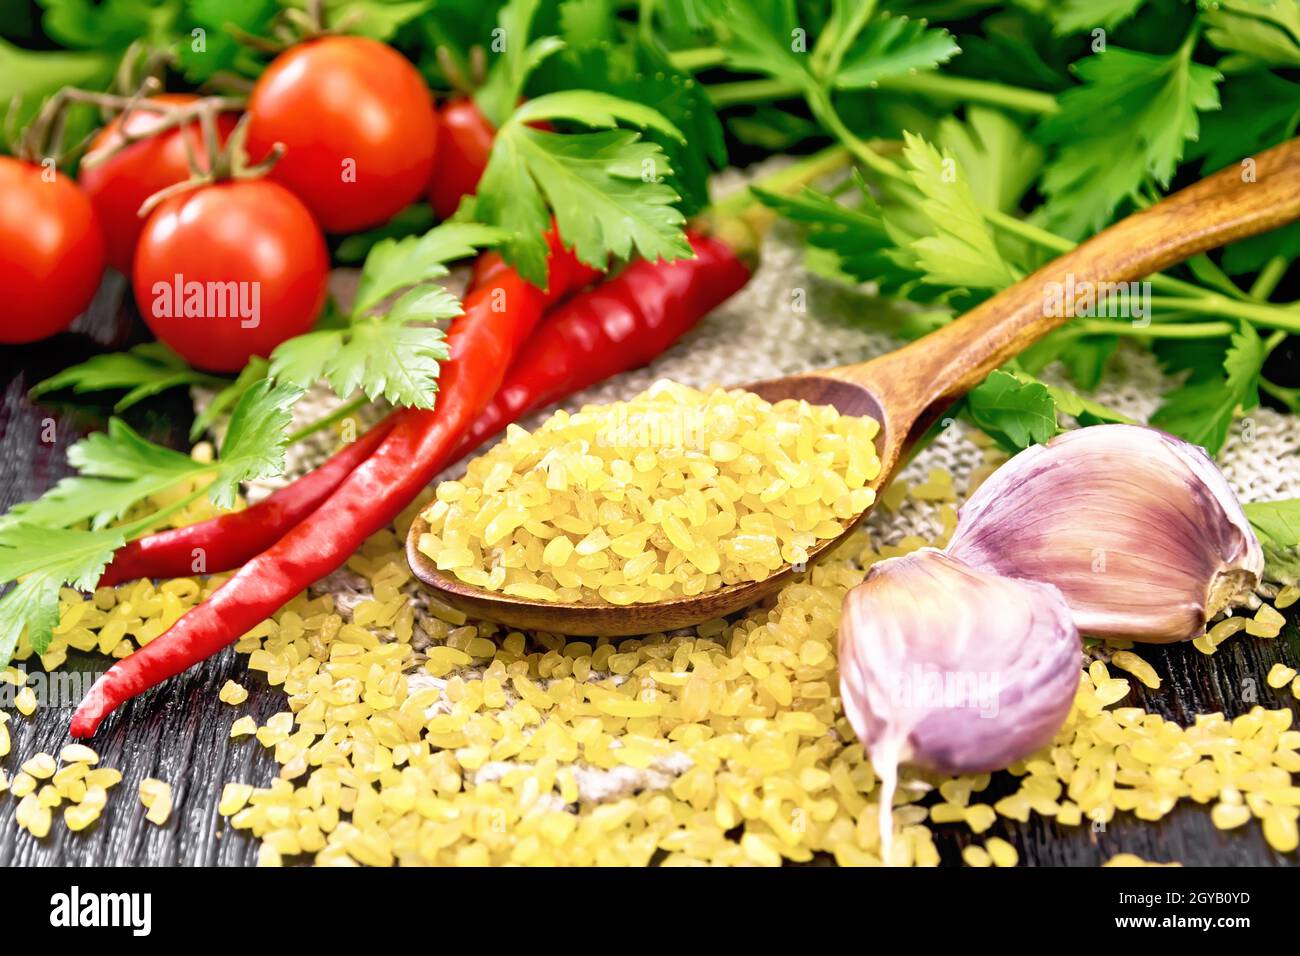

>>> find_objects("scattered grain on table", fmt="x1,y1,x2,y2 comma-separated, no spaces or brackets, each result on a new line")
7,461,1298,865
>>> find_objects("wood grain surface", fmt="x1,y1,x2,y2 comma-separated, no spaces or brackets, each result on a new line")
1,276,1297,866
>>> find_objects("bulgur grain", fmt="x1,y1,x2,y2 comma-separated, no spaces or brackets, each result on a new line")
59,744,99,765
1268,663,1296,689
21,753,56,780
1110,650,1161,689
15,686,36,716
219,680,249,705
139,778,173,825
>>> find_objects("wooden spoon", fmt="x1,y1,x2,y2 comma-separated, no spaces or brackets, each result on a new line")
408,137,1300,636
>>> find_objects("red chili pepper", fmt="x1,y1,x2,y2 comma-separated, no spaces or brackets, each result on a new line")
71,240,594,737
71,233,751,736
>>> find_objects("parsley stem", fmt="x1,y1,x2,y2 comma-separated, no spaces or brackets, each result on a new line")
667,47,727,72
1250,257,1290,300
868,73,1058,115
707,143,853,220
287,395,370,445
977,211,1250,302
1148,296,1300,334
1260,379,1300,413
116,484,212,542
704,78,800,107
684,55,1060,115
1076,320,1236,339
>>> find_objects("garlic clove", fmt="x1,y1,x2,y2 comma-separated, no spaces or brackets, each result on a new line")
839,548,1081,859
840,548,1081,776
946,424,1264,644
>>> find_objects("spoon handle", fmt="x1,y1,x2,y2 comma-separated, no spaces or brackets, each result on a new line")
836,135,1300,434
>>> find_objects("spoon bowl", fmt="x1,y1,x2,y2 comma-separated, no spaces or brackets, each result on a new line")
408,136,1300,636
407,374,892,636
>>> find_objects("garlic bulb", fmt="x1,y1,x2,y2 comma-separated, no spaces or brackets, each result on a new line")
947,424,1264,643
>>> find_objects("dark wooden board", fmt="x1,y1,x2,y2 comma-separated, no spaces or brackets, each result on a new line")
1,280,1297,866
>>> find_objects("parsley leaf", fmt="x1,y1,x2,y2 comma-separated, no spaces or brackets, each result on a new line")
834,14,959,89
558,0,616,47
319,0,431,41
190,357,268,441
176,0,277,82
963,370,1059,451
713,0,957,92
1051,0,1150,35
1222,224,1300,275
353,222,509,314
476,93,690,285
892,131,1019,292
1203,0,1300,72
30,343,220,412
334,205,438,265
0,420,201,532
756,128,1024,309
0,524,126,662
1150,322,1263,455
1192,71,1300,174
935,107,1044,214
5,377,307,534
206,380,303,509
713,0,814,95
1043,382,1134,429
272,222,507,407
952,23,1072,92
38,0,175,51
1036,42,1221,238
473,0,566,128
962,368,1131,452
752,177,919,295
287,293,460,408
1243,499,1300,584
535,39,727,214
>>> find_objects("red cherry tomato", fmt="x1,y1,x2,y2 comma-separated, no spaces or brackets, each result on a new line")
428,98,550,220
429,97,495,220
133,179,328,372
79,94,237,275
246,36,438,233
0,157,105,344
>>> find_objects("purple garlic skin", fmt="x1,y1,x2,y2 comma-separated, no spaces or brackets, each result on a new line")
839,548,1081,776
946,424,1264,644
